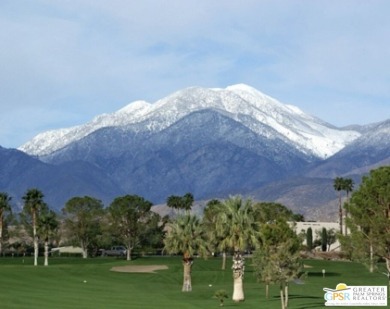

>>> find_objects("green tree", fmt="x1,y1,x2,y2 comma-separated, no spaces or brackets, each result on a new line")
62,196,104,258
138,212,166,254
253,219,302,309
306,227,313,251
163,214,208,292
38,209,59,266
213,289,228,307
0,192,12,256
333,177,345,234
343,166,390,273
216,196,259,302
22,188,46,266
321,227,328,252
253,202,294,223
108,195,153,260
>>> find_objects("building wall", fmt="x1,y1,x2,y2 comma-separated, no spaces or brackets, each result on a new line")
291,221,341,251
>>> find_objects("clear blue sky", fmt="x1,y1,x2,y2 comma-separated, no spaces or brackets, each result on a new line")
1,1,389,148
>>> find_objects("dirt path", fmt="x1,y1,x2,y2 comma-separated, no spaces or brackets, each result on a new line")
110,265,168,273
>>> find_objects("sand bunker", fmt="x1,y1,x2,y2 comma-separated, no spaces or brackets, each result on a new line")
110,265,168,273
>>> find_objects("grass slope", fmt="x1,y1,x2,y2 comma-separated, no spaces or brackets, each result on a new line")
0,256,387,309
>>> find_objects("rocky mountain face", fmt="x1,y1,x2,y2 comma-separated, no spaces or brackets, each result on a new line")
1,85,388,220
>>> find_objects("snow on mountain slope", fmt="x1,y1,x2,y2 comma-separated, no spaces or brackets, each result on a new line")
19,84,360,158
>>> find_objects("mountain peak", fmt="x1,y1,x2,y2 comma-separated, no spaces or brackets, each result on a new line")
19,84,361,158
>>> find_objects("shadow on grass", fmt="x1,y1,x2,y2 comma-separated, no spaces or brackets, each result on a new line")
308,271,341,277
294,302,325,309
272,294,325,309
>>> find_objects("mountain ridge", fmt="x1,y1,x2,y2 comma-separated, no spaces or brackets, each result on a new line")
19,84,360,159
2,84,388,220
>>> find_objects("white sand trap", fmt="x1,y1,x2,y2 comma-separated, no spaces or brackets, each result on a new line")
110,265,168,273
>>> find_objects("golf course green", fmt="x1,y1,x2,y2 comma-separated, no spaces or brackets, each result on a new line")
0,256,387,308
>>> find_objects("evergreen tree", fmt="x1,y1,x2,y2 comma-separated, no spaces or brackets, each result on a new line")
342,166,390,273
306,227,313,251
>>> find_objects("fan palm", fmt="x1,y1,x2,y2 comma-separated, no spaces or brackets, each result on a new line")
333,177,344,234
163,214,208,291
203,199,229,269
22,188,46,266
343,178,354,235
216,196,260,302
38,210,59,266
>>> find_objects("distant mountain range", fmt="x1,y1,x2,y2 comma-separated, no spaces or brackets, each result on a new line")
1,84,388,220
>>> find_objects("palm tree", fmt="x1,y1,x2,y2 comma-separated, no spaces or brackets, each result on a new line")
216,196,259,302
22,188,46,266
163,214,208,292
166,193,194,215
203,199,228,269
182,193,194,214
342,178,354,235
0,192,12,256
38,210,59,266
333,177,344,234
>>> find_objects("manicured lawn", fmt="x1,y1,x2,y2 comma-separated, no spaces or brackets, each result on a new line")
0,256,387,308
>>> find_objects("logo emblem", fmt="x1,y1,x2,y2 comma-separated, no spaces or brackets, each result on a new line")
323,283,387,307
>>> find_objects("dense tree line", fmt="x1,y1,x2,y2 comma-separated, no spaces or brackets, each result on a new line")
0,165,388,307
0,191,165,265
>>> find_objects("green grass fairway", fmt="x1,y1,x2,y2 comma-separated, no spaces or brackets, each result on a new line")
0,256,387,308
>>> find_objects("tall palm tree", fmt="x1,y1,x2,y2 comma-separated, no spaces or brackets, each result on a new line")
182,193,194,214
342,178,354,235
163,214,208,292
166,193,194,215
22,188,46,266
0,192,12,256
38,210,59,266
203,199,228,269
333,177,344,234
216,196,260,302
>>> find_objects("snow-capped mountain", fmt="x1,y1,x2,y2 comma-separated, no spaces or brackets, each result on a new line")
3,84,389,219
19,84,360,159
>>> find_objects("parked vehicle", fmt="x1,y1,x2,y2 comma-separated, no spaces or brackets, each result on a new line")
100,246,127,257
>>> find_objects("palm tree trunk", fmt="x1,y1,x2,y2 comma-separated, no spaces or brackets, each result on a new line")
280,282,285,309
369,243,374,273
221,251,226,270
182,258,193,292
232,252,245,302
285,282,289,308
44,239,49,266
265,283,269,299
33,211,38,266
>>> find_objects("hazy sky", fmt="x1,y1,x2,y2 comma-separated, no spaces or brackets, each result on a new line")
1,1,389,148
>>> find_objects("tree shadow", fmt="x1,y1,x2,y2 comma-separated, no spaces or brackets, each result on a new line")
294,302,326,309
308,271,341,277
274,295,325,309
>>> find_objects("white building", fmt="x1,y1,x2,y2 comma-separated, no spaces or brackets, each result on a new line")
292,221,341,251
